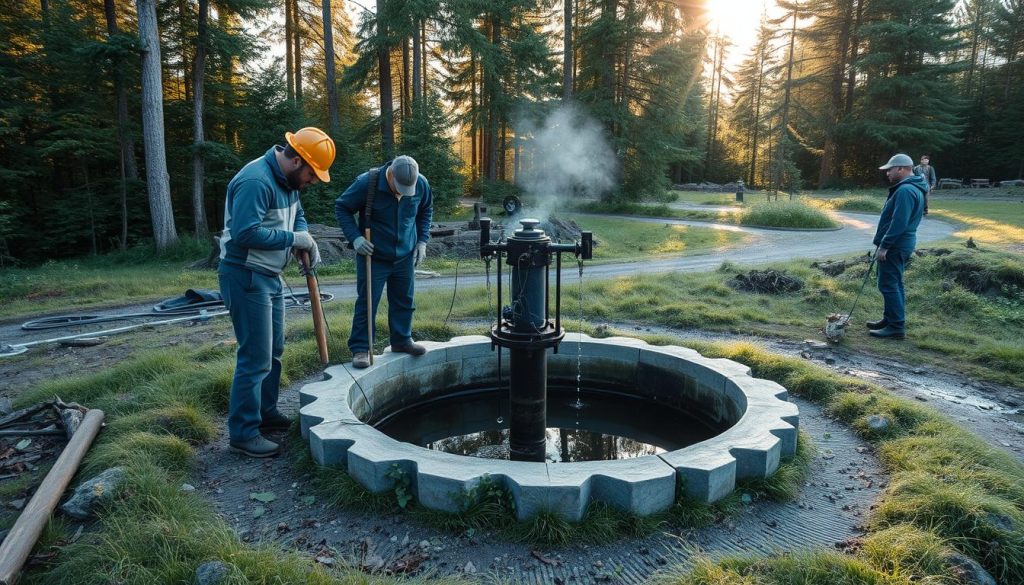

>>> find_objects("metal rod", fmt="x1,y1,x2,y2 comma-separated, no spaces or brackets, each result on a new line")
496,252,503,331
555,252,562,333
544,256,549,322
496,251,503,389
365,228,374,366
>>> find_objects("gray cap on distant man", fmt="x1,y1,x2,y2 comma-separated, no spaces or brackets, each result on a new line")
879,153,914,170
390,155,419,197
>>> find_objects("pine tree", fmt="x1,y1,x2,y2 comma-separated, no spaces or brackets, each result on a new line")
843,0,964,178
400,96,463,214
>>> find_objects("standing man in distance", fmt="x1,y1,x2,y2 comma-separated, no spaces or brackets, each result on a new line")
867,153,927,340
912,154,936,215
219,127,335,457
335,155,433,368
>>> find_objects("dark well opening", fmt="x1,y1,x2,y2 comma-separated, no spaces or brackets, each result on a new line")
374,384,729,462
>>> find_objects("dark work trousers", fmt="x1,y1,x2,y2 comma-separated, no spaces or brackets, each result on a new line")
876,248,910,332
219,264,285,441
348,252,416,353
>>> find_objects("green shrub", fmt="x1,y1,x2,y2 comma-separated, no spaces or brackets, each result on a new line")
860,525,954,581
739,201,838,229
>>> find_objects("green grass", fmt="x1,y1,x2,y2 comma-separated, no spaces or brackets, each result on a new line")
12,276,1024,583
803,194,885,213
577,246,1024,386
652,340,1024,585
575,215,748,260
575,199,839,229
738,201,839,229
798,188,1024,250
7,194,1024,583
15,305,422,584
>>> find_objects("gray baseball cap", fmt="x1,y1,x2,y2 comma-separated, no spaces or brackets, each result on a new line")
390,155,419,197
879,153,914,170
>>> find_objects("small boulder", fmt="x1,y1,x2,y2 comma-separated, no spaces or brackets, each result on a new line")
945,552,996,585
865,414,891,433
61,467,125,520
195,560,229,585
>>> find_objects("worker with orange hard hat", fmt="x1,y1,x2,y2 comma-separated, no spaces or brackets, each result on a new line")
218,127,336,458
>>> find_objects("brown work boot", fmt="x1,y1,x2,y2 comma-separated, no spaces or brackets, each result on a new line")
352,352,371,368
391,341,426,356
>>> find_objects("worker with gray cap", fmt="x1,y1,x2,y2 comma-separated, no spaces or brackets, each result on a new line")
335,155,433,368
866,153,927,340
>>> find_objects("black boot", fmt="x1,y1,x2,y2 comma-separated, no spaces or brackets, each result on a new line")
865,318,888,330
869,326,905,340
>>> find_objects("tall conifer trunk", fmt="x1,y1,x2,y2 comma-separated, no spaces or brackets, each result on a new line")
563,0,573,101
286,0,294,101
377,0,394,156
192,0,209,239
323,0,340,135
412,19,421,102
136,0,178,249
293,0,302,104
819,0,853,188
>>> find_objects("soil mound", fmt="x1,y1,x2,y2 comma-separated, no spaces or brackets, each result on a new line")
728,269,804,294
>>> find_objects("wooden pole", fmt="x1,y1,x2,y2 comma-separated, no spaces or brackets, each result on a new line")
300,250,329,366
364,228,374,366
0,409,105,585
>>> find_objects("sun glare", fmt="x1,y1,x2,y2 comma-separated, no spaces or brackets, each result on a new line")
702,0,773,67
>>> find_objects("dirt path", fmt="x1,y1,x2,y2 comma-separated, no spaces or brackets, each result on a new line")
0,212,955,350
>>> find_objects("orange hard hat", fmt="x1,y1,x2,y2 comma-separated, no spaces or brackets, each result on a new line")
285,127,335,183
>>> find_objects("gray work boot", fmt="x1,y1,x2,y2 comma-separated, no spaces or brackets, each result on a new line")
352,352,371,369
229,435,280,458
391,341,426,356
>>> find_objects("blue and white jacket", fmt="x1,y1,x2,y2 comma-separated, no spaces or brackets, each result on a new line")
219,146,307,275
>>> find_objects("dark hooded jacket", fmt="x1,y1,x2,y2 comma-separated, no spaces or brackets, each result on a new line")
873,174,927,251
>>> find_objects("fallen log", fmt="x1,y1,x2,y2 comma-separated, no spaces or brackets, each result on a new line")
0,408,105,585
0,404,49,430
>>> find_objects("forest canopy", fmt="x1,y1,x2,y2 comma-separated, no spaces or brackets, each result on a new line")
1,0,1021,262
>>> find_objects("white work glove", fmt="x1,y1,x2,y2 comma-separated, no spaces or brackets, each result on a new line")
292,230,315,250
352,236,374,256
297,240,321,276
414,242,427,267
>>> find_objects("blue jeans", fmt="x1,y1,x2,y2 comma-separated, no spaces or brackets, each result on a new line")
219,265,284,442
349,252,416,353
877,248,910,332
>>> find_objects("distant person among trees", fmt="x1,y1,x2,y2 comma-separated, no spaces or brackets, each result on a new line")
219,127,336,458
867,154,927,340
912,155,936,215
335,155,433,369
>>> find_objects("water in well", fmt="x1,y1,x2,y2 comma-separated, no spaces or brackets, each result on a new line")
374,384,728,462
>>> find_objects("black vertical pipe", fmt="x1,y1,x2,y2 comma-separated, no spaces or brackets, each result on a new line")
509,347,547,461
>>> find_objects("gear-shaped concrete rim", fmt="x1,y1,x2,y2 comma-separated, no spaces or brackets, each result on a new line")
300,334,799,521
